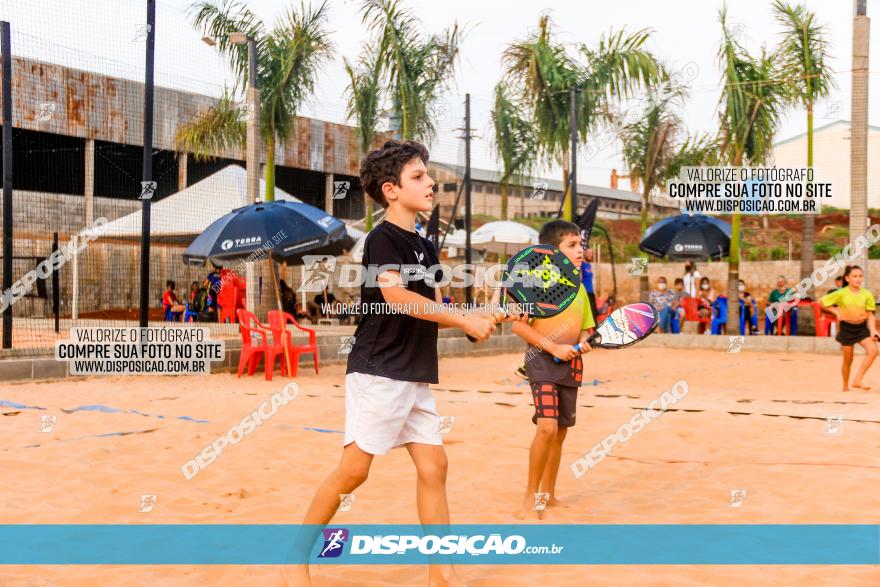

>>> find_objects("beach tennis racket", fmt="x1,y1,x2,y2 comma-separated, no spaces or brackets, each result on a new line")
466,244,581,342
552,302,659,361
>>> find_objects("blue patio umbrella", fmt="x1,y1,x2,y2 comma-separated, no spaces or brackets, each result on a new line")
182,200,353,266
183,200,353,375
639,214,733,261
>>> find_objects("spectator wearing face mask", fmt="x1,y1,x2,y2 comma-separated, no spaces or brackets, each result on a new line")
766,275,795,334
649,276,678,333
696,276,716,333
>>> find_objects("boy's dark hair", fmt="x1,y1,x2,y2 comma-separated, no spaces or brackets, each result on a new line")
165,280,175,289
360,140,429,208
539,220,581,246
674,277,684,285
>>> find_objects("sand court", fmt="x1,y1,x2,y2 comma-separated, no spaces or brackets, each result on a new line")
1,347,878,585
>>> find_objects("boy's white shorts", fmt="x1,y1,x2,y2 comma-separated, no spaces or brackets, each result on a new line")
344,372,442,455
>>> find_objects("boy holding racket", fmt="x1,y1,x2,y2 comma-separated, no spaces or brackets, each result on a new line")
512,220,595,519
284,140,496,586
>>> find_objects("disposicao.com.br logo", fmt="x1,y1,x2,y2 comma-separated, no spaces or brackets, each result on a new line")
317,528,562,559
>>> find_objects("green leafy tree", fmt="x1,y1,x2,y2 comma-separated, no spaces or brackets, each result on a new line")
176,0,333,201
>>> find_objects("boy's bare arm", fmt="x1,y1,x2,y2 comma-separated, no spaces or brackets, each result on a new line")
577,329,593,353
512,320,579,361
434,286,454,329
378,271,494,339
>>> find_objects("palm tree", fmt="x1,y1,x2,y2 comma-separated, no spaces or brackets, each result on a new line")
717,6,792,333
176,0,333,202
490,81,539,221
360,0,461,143
503,16,662,221
618,83,718,300
773,0,834,297
344,47,383,230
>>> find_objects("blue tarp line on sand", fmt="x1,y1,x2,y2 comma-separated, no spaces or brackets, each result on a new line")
1,400,209,424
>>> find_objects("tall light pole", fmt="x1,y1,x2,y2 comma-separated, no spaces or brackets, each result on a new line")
229,33,261,208
139,0,156,328
205,33,261,314
851,0,870,282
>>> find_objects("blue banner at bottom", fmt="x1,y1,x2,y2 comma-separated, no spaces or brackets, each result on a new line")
0,525,877,565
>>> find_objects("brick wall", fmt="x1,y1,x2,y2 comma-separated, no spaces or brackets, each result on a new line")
592,259,877,305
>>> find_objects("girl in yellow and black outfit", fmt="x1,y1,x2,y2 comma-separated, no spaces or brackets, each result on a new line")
820,265,878,391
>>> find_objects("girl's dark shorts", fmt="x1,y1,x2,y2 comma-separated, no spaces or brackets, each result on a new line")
837,320,870,346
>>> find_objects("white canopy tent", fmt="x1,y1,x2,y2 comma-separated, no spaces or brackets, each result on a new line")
101,165,305,242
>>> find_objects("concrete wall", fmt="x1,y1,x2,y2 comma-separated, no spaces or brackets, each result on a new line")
592,259,879,305
0,329,847,383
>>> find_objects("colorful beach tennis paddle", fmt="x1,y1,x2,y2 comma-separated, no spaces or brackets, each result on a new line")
466,244,581,343
552,302,660,362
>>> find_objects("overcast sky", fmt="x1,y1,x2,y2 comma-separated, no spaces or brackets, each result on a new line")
3,0,878,186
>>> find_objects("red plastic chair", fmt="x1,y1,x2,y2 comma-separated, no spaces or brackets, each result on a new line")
237,309,285,381
813,301,837,337
775,307,793,336
268,310,320,378
595,296,614,324
219,271,247,323
682,297,711,333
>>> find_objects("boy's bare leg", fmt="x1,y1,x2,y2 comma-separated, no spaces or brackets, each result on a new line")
514,418,558,520
406,443,465,587
281,443,374,586
841,346,854,391
540,427,567,506
851,338,877,390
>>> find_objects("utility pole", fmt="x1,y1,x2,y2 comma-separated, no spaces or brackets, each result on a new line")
850,0,870,282
570,87,578,222
230,32,261,315
138,0,155,328
464,93,473,306
1,21,12,348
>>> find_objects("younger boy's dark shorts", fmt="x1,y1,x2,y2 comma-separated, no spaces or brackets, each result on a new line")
530,381,578,428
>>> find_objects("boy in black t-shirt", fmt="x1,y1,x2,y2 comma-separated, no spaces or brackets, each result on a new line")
285,140,496,586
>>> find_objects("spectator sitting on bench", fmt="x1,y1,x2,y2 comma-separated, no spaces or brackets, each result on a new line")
162,280,186,320
697,276,716,314
649,276,678,333
188,281,200,304
672,277,689,328
309,290,339,322
190,278,216,322
766,275,794,334
294,301,316,324
738,279,758,335
279,279,296,316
